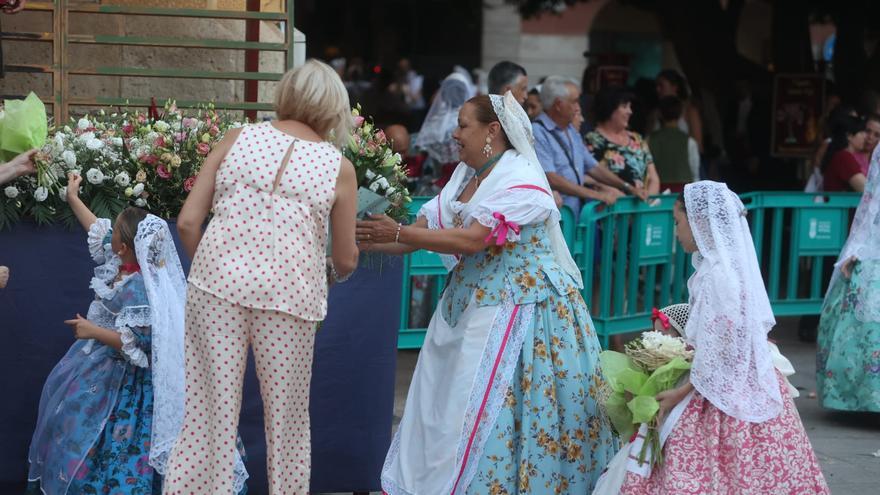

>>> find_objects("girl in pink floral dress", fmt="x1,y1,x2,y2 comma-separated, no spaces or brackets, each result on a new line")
618,181,828,494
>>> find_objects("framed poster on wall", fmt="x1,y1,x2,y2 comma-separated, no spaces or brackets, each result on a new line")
771,74,825,157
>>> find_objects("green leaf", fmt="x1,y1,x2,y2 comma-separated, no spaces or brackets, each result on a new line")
628,395,661,424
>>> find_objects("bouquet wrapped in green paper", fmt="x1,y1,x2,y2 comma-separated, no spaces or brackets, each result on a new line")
0,92,48,162
599,331,693,468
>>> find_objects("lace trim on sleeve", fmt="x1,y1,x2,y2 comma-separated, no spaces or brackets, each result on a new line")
115,305,152,329
417,196,442,230
88,218,113,263
119,326,149,368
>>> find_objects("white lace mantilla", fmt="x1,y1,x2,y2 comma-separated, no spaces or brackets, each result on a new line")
684,181,783,423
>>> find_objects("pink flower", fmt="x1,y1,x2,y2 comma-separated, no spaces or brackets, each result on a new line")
140,154,158,165
174,131,187,143
156,165,172,179
196,143,211,155
353,115,365,128
182,117,199,129
209,125,220,136
153,136,166,148
375,130,387,144
183,176,196,192
122,123,134,135
137,114,147,124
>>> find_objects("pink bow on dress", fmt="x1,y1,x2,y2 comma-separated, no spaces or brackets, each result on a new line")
484,212,520,246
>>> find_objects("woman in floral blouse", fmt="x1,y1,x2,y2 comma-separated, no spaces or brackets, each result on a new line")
586,88,660,196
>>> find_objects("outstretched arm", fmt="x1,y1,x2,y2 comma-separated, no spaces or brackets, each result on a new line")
65,173,98,232
357,214,490,255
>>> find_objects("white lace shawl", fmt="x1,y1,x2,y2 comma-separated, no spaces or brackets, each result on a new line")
684,181,783,423
829,145,880,322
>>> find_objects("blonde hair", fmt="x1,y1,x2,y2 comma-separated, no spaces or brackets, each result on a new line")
274,59,351,148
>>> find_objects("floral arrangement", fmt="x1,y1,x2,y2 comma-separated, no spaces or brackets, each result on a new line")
599,331,694,468
0,98,241,229
344,106,411,222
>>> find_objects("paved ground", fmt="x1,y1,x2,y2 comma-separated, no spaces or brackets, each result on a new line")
382,316,879,494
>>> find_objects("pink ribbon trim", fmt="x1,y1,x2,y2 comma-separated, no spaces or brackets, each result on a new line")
484,212,520,246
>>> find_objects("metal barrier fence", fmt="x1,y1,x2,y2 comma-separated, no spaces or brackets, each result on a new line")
3,1,297,121
398,192,861,349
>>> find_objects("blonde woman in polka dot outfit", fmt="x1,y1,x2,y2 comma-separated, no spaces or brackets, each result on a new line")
163,60,359,495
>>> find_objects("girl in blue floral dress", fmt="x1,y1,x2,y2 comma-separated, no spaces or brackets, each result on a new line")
26,174,248,494
817,147,880,412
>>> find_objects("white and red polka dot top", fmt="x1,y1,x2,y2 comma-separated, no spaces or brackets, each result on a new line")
189,121,341,320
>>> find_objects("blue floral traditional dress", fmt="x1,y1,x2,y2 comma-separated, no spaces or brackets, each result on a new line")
817,150,880,412
26,219,160,494
381,145,617,494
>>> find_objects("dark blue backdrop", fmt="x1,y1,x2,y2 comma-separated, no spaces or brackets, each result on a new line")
0,221,400,494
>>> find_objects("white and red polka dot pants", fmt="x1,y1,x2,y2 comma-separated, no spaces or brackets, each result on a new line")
164,286,317,495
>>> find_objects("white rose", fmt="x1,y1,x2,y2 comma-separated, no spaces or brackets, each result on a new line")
63,125,72,133
61,150,77,168
365,169,377,180
111,137,124,147
114,172,131,187
154,120,170,132
368,181,381,193
128,137,140,149
53,134,65,152
146,131,159,143
34,186,49,202
4,186,19,199
135,198,147,207
77,118,91,130
59,186,68,202
77,131,95,143
132,183,145,196
86,138,104,151
85,168,105,185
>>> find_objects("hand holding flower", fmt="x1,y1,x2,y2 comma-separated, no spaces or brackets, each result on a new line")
356,213,400,245
66,173,82,202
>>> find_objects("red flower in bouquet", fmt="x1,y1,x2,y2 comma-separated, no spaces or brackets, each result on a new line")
156,165,172,179
196,143,211,156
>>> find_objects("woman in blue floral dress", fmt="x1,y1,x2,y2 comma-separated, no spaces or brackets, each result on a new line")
358,92,616,494
817,147,880,412
26,174,248,494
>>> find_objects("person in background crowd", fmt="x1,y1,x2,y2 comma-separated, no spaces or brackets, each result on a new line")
822,114,867,192
415,71,474,188
806,104,857,192
655,69,704,153
586,87,661,196
386,123,426,192
397,58,425,113
534,76,645,217
648,96,700,192
857,113,880,175
487,60,528,105
525,87,542,121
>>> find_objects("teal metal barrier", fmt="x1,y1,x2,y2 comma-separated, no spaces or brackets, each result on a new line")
397,198,445,348
396,192,859,349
